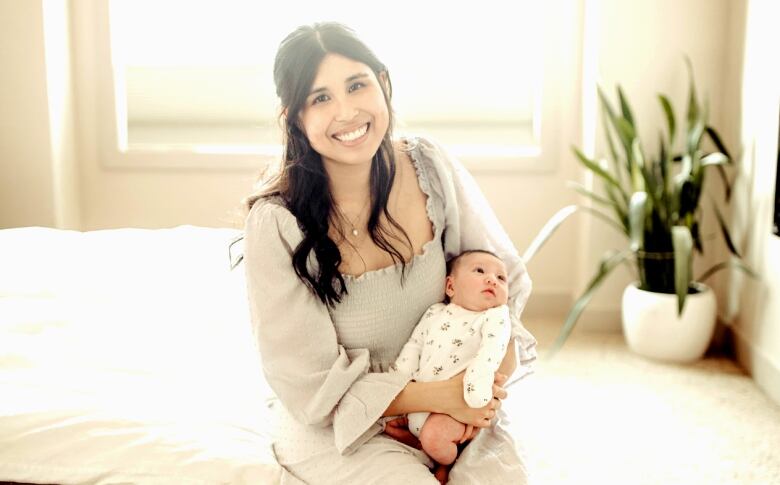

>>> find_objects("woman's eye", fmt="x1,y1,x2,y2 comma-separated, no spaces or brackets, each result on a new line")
348,81,365,93
312,94,329,105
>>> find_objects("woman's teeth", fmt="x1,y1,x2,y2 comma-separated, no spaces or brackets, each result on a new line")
334,124,368,142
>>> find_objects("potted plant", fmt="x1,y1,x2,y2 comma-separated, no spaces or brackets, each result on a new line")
524,60,757,362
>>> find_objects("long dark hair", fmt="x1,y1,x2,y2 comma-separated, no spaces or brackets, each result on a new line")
237,22,412,306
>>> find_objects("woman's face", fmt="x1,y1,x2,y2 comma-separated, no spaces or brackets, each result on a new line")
297,53,390,169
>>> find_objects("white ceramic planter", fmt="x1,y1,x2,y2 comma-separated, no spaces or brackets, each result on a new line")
621,282,717,363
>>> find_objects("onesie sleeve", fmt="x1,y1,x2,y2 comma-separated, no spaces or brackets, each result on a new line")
243,200,411,456
463,306,513,407
412,137,537,384
390,306,434,378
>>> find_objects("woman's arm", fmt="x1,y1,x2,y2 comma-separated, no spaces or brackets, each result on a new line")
383,372,507,427
244,201,412,456
497,337,517,378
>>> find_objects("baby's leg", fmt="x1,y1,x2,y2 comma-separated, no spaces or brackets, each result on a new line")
419,413,466,465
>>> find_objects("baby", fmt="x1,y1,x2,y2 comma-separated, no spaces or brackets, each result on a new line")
390,249,512,466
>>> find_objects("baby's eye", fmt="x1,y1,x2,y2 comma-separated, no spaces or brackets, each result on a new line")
498,275,507,282
348,81,365,93
312,93,329,105
474,267,484,274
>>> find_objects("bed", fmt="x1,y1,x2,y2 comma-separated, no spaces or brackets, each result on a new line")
0,226,282,484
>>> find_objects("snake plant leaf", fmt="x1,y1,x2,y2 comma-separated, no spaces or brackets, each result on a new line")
697,259,759,283
705,126,733,161
672,226,693,314
631,139,646,192
691,222,703,254
567,181,618,208
597,86,618,120
521,204,629,265
658,94,676,145
674,173,699,221
629,192,648,251
602,106,624,185
717,165,733,202
615,117,637,154
581,205,631,235
604,183,630,222
688,118,706,155
572,147,627,201
681,154,693,176
712,201,742,257
546,249,634,358
617,86,635,127
522,205,578,264
685,57,700,127
706,126,734,201
701,152,729,166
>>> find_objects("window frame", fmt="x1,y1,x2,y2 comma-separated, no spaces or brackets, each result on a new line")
85,0,582,173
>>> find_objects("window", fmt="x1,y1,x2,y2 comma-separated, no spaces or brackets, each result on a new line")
87,0,580,171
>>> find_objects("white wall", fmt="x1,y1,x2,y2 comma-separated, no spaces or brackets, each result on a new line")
1,0,759,345
0,0,80,230
728,0,780,405
0,1,57,228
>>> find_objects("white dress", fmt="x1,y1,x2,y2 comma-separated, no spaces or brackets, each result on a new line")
243,136,536,484
392,303,513,437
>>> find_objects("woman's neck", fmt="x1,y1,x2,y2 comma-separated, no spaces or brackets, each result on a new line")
325,160,373,209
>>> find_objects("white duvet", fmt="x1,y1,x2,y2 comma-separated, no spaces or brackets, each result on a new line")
0,226,281,484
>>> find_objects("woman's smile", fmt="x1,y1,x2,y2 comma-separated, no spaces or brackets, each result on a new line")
332,122,370,145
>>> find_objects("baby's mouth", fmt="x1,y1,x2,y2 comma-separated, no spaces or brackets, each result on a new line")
482,289,496,297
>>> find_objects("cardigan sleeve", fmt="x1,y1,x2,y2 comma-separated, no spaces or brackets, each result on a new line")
243,200,411,456
411,137,538,386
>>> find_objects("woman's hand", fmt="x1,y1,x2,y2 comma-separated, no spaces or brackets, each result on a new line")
382,416,422,450
442,371,508,429
456,371,508,443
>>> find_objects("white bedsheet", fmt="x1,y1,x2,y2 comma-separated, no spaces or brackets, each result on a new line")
0,226,281,484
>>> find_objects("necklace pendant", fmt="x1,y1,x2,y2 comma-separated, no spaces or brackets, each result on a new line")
352,228,359,237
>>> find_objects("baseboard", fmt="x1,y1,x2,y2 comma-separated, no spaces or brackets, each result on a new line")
732,325,780,408
522,291,571,319
523,290,622,333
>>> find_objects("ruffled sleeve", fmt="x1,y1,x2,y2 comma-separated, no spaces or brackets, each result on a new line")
243,200,411,455
409,137,538,386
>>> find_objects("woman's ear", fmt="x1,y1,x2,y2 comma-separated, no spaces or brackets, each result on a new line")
445,275,455,299
378,71,391,96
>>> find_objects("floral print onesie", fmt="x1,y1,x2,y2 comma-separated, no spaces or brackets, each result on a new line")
391,302,512,436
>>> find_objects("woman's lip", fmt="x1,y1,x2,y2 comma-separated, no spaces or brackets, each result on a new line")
331,123,370,147
332,122,369,138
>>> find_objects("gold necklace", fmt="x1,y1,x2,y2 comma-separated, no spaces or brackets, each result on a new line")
334,197,371,238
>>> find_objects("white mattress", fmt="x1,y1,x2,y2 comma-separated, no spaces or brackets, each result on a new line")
0,226,281,484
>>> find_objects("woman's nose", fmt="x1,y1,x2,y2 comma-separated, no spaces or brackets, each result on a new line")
334,98,358,121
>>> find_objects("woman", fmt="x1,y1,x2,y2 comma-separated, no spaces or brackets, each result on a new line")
242,22,537,484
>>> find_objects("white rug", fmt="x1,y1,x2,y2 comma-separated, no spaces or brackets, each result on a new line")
505,320,780,485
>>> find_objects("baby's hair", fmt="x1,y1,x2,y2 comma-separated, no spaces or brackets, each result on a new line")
445,249,501,276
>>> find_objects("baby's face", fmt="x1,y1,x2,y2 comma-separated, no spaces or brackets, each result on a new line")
445,252,509,312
